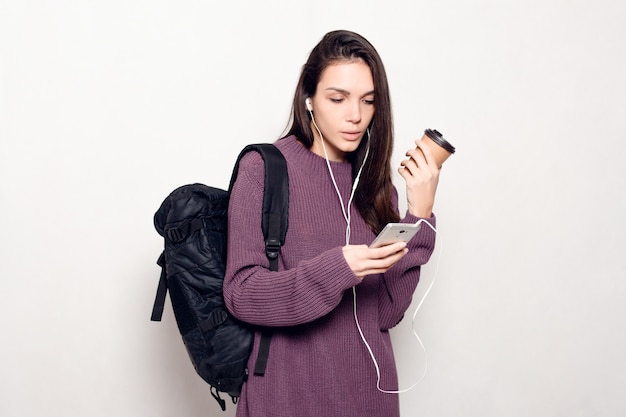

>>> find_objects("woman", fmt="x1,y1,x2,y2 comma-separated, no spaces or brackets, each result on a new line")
223,30,439,417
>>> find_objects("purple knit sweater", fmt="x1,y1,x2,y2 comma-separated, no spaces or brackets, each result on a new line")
223,135,436,417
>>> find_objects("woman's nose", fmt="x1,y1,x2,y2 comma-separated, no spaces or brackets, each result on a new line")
346,101,362,124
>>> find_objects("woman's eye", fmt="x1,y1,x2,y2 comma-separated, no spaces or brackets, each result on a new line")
330,98,344,103
364,99,375,105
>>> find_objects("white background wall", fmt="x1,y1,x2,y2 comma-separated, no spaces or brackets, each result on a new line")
1,1,625,416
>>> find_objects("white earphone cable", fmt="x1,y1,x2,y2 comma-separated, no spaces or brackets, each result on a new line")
352,218,441,393
309,110,369,245
308,105,437,394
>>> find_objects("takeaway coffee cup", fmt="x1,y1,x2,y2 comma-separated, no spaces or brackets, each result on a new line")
418,129,456,168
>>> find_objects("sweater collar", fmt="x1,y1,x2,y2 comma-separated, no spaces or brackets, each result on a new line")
280,135,353,177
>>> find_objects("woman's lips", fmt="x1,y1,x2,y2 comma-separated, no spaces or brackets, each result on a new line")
341,131,362,141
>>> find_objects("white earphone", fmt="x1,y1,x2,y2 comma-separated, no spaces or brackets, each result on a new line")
305,97,313,111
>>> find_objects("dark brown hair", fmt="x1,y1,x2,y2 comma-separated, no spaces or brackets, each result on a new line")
283,30,400,233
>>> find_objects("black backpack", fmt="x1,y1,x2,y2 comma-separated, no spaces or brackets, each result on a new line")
150,144,288,411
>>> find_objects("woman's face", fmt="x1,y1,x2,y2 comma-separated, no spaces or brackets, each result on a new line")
308,59,375,162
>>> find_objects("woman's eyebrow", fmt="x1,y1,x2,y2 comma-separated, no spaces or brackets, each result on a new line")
324,87,376,96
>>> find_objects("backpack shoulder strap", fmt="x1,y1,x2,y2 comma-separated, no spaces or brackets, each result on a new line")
229,143,289,272
150,252,168,322
229,143,289,377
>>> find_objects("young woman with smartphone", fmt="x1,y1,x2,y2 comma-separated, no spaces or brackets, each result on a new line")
223,30,440,417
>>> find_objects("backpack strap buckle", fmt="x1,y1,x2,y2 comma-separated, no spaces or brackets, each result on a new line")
166,218,205,243
166,227,185,243
264,238,281,259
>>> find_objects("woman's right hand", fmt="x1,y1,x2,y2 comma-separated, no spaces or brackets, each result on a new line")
342,242,408,280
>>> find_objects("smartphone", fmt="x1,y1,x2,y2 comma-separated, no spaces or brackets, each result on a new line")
369,223,421,248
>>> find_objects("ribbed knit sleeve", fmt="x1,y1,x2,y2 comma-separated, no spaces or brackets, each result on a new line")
223,148,362,327
377,211,437,329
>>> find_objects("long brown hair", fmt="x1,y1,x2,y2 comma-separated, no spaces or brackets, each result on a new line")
283,30,400,233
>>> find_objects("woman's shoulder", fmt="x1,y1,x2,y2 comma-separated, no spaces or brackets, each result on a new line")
237,146,264,166
274,135,302,159
237,136,297,167
233,148,265,192
235,138,295,182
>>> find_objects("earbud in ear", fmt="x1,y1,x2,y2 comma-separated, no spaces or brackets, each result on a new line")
305,97,312,111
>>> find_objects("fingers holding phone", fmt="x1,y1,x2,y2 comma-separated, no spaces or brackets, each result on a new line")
342,241,408,280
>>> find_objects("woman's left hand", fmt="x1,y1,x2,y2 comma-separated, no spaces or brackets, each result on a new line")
398,140,440,218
